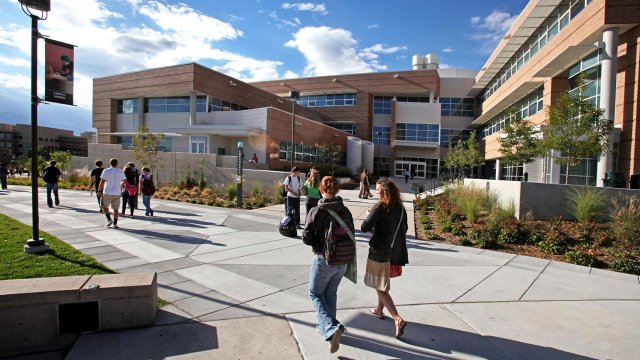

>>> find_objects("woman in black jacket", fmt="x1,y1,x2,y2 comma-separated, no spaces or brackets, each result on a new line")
361,178,408,338
121,163,138,218
302,176,356,354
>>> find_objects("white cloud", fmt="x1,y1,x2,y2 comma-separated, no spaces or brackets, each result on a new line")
0,73,30,90
470,10,518,54
0,55,30,67
367,24,379,29
212,58,284,82
281,3,328,15
285,26,377,76
442,47,454,53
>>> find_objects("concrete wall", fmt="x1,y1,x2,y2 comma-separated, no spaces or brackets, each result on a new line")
465,178,640,220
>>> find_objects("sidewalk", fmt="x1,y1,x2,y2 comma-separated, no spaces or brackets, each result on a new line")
1,184,639,359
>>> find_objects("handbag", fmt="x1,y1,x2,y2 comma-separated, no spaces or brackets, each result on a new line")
299,184,307,196
325,209,357,284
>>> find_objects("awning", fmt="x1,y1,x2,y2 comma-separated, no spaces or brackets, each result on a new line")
168,125,264,137
471,79,544,126
532,44,601,77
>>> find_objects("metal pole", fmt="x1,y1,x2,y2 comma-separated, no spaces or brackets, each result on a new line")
290,101,295,169
25,14,46,252
236,143,244,208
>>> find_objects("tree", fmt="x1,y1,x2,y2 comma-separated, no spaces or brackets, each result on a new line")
444,141,463,175
463,130,484,177
317,141,342,176
499,111,542,179
540,89,611,184
50,151,72,179
132,125,166,176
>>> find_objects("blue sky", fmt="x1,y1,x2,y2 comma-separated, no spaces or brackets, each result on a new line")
0,0,528,134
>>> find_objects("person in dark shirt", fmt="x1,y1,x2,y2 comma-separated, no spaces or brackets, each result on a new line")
42,160,62,207
59,55,73,81
89,160,105,212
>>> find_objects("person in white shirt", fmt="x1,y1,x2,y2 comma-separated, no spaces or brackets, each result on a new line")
283,166,303,229
97,158,127,229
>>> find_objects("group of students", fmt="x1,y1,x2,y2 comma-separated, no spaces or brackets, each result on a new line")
89,158,156,228
284,166,409,353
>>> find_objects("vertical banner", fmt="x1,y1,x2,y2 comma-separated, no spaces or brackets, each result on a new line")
44,39,74,105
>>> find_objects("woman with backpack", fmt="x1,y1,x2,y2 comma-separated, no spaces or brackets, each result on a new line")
139,167,155,216
121,163,138,218
361,178,409,339
302,176,356,354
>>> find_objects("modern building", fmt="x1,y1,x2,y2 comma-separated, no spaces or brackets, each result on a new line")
471,0,639,186
91,0,639,185
0,123,89,164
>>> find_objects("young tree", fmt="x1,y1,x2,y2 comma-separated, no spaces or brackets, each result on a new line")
540,89,611,184
499,111,542,179
132,125,166,177
317,141,342,176
464,130,485,177
50,150,73,180
444,141,463,176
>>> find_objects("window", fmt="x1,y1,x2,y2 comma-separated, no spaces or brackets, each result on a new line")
297,93,357,108
568,50,601,106
481,87,544,138
115,136,133,149
440,129,472,148
279,141,340,165
190,136,208,154
157,138,173,152
117,98,139,114
328,123,356,135
209,96,248,112
144,96,206,113
372,126,391,145
440,97,474,117
395,123,439,142
373,96,392,114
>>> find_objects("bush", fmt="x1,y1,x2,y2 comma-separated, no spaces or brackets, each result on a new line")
273,181,284,204
497,218,526,245
250,183,262,197
467,226,499,249
608,251,640,275
610,195,640,248
567,186,605,223
564,250,599,267
446,184,485,223
451,222,466,236
226,183,237,201
538,238,566,255
414,196,434,211
66,168,90,186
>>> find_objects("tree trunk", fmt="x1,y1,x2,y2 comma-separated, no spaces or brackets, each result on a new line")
565,164,570,185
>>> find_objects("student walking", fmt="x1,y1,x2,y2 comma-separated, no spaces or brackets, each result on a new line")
283,166,302,228
361,178,409,339
89,160,105,212
302,176,356,353
139,167,156,216
98,158,126,229
42,160,62,207
358,168,372,198
121,163,138,218
0,163,8,190
303,166,321,215
402,169,410,183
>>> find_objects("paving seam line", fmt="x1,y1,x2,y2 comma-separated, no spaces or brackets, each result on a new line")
518,257,552,301
451,254,518,303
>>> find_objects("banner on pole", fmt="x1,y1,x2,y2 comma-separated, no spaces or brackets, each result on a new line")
44,39,74,105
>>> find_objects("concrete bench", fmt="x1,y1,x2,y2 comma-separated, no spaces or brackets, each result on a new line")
0,272,157,357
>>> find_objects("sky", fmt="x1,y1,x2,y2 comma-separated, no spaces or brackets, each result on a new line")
0,0,528,134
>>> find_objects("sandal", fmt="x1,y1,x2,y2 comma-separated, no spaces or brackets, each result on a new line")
395,318,407,338
368,308,385,319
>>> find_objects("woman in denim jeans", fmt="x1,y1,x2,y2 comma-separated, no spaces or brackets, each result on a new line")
302,176,355,354
138,167,154,216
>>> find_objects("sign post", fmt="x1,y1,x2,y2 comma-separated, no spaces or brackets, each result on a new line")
236,141,244,208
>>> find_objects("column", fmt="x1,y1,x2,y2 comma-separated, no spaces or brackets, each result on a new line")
137,96,144,128
596,28,618,187
495,159,501,180
189,91,197,126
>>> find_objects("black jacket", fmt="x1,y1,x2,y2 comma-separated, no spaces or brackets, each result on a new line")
361,202,409,265
302,196,355,255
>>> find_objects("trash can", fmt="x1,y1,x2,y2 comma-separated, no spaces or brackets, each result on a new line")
630,174,640,190
604,172,624,188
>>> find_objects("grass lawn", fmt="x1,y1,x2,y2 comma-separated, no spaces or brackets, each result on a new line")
0,213,114,280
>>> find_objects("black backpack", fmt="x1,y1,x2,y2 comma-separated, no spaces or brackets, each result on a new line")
282,175,299,197
141,175,156,196
323,208,356,266
42,166,57,183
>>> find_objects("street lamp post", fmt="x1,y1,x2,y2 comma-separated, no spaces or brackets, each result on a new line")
289,91,299,169
375,131,382,175
20,0,50,254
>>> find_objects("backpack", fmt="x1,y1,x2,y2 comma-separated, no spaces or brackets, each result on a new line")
278,216,297,238
141,175,156,196
323,208,356,266
282,175,300,197
42,166,57,183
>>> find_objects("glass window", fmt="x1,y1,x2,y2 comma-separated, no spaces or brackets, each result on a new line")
395,123,439,142
190,136,208,154
372,126,391,145
440,97,474,117
328,124,356,135
298,93,356,108
117,98,139,114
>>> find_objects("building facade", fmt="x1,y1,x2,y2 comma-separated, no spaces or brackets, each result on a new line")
471,0,640,186
0,123,88,165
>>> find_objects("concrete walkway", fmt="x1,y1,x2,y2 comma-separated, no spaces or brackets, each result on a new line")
1,183,639,359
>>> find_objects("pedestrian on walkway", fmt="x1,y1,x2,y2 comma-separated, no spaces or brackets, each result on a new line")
0,163,8,190
402,169,409,183
98,158,126,229
358,168,372,198
283,166,302,228
138,167,155,216
42,160,62,207
121,162,138,218
361,178,408,339
302,176,356,353
303,166,321,216
89,160,105,212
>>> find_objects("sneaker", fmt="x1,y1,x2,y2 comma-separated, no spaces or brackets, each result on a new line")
106,220,113,228
296,224,304,229
329,326,343,353
112,223,119,229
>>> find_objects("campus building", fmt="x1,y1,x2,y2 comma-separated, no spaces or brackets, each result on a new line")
0,123,89,165
92,0,639,186
472,0,640,186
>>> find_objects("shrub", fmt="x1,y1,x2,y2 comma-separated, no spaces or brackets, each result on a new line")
458,238,473,246
441,221,453,233
251,183,262,197
423,231,444,241
497,218,526,244
576,222,597,246
226,183,237,201
538,238,566,255
467,226,498,249
608,250,640,275
273,181,284,204
609,195,640,248
567,186,605,223
446,184,485,223
66,168,90,185
564,250,599,267
451,222,466,236
414,196,434,211
422,222,432,231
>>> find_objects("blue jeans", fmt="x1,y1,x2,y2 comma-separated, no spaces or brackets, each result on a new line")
309,255,347,340
142,194,152,215
286,196,301,224
46,182,59,206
